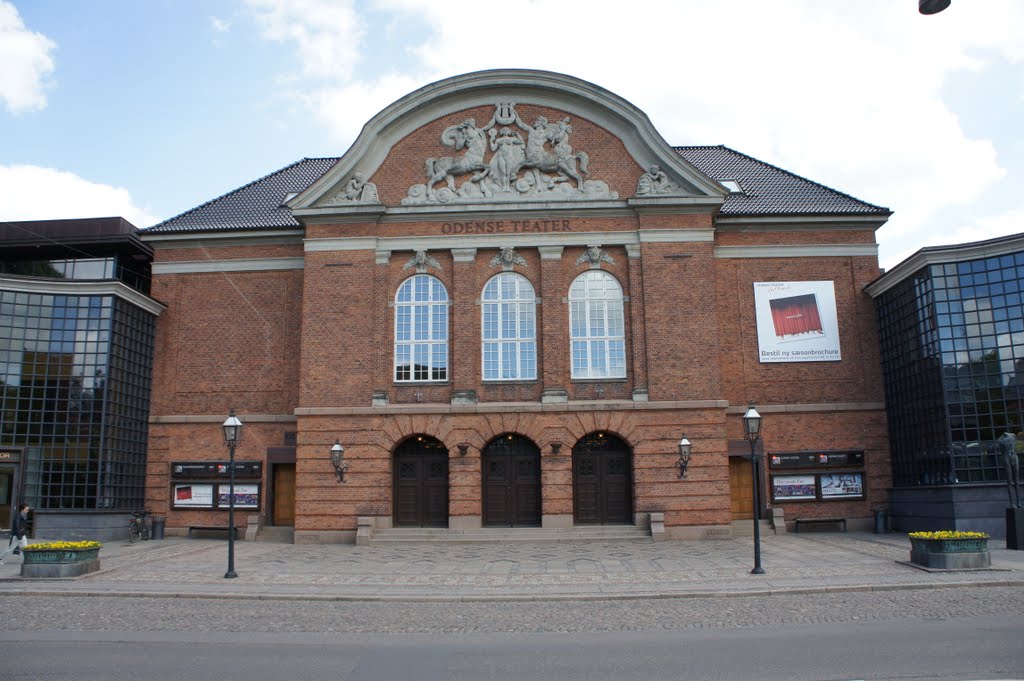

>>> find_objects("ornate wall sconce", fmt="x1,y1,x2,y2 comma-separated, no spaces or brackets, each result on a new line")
550,442,563,455
457,443,470,457
330,439,349,483
677,435,692,479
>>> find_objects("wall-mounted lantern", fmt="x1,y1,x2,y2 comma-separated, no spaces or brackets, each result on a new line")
330,440,348,483
677,435,692,479
457,443,470,457
550,442,563,456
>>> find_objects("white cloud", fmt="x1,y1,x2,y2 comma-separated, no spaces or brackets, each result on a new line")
211,16,231,33
0,0,57,113
244,0,1024,270
0,165,159,228
245,0,364,80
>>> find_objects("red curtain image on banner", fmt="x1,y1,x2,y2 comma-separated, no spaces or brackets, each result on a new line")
769,294,823,339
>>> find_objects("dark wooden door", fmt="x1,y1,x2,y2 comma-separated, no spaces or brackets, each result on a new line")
482,435,541,527
272,464,296,526
393,436,449,527
573,433,633,525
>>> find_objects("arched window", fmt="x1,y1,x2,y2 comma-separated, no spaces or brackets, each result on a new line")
394,274,448,382
482,272,537,380
569,271,626,379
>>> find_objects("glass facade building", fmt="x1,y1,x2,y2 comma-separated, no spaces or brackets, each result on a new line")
869,233,1024,534
0,219,163,539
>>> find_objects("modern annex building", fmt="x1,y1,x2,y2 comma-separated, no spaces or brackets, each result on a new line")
140,70,893,543
868,233,1024,536
0,218,163,540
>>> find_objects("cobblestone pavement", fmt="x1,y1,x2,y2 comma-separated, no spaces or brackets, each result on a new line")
1,586,1022,634
1,531,1022,602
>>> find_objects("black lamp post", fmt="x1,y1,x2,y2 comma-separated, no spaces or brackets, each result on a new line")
743,402,765,575
222,409,243,579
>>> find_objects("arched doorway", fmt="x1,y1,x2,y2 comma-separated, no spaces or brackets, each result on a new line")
573,432,634,525
393,435,449,527
482,434,541,527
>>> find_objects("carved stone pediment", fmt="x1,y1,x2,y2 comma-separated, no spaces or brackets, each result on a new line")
402,103,619,206
402,250,441,273
489,247,527,271
324,171,381,205
576,245,615,268
635,164,682,196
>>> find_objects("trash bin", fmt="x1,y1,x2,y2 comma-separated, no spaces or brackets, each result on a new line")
150,517,165,540
873,509,888,534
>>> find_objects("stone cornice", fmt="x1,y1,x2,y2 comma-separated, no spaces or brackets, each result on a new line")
0,275,166,316
714,244,878,259
152,257,305,274
140,229,304,248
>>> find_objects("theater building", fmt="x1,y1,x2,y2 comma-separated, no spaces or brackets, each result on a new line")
141,70,893,543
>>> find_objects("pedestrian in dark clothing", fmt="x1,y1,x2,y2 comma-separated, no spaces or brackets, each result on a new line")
1,503,30,564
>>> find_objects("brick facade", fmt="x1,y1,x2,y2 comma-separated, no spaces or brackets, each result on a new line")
142,71,892,542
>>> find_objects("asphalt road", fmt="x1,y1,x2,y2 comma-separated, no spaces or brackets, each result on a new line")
2,586,1022,681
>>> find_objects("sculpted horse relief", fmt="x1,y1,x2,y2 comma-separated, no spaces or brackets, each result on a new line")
403,103,617,205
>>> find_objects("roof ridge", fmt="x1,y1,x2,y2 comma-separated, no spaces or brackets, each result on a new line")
146,158,337,231
679,145,889,213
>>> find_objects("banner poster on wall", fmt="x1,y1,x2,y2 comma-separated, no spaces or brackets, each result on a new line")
753,281,842,363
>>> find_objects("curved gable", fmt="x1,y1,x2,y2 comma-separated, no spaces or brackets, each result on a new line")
290,69,726,219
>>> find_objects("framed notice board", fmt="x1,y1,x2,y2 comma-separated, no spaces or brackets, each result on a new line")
768,450,865,503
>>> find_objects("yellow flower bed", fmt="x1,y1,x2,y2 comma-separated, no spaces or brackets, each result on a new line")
908,530,988,540
23,540,102,551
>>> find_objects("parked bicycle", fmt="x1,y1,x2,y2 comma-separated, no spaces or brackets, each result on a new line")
128,510,150,543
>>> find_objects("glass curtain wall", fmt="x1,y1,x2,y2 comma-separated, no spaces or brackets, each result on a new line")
877,251,1024,486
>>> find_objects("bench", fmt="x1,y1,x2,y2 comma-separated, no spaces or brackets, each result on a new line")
794,517,846,533
188,525,241,539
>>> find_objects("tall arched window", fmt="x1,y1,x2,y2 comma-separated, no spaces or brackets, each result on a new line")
569,271,626,379
394,274,448,382
482,272,537,380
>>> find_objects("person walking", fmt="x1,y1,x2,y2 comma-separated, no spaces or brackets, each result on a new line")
1,503,30,564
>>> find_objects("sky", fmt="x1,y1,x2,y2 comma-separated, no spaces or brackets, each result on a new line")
0,0,1021,270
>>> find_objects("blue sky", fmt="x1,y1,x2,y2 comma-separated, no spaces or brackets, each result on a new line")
1,0,1021,269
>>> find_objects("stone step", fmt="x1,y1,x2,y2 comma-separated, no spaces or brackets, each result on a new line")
256,526,295,543
730,519,774,537
370,525,652,544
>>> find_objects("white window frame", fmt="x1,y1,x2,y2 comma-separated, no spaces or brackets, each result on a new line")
394,274,449,383
568,270,626,379
481,272,537,381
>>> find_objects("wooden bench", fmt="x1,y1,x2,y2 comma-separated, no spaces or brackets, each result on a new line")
187,525,241,539
794,517,847,533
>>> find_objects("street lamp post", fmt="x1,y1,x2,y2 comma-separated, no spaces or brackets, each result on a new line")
222,409,243,579
743,402,765,575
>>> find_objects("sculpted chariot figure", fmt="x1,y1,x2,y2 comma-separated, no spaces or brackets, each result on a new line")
343,172,379,202
488,127,525,193
425,119,489,199
636,164,679,195
519,115,589,191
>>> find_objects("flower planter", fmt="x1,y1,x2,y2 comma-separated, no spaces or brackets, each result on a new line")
909,537,990,570
21,547,101,578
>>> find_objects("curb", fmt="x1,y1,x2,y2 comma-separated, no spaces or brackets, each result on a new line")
0,579,1021,603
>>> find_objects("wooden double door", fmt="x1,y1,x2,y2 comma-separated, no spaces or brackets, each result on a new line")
483,435,541,527
394,436,449,527
573,433,633,525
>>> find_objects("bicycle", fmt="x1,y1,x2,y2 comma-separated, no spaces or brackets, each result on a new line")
128,510,150,543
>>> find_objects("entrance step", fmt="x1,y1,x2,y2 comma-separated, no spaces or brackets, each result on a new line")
730,519,775,537
256,525,294,543
370,525,653,544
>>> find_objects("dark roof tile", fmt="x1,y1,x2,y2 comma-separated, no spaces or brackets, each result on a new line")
146,147,888,233
676,145,890,216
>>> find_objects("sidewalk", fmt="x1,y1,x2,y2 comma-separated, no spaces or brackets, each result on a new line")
1,531,1022,602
